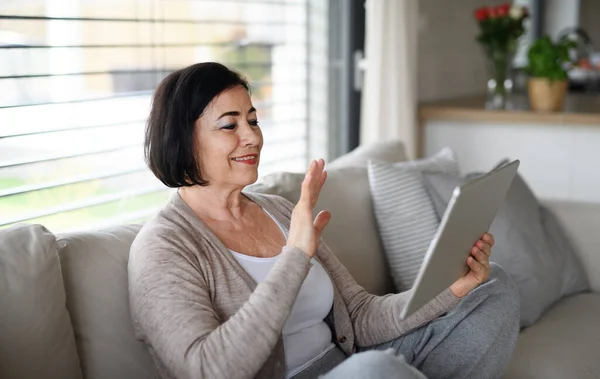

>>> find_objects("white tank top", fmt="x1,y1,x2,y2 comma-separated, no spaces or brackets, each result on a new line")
229,209,335,378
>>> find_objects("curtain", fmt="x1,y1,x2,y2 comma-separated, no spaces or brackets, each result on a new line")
360,0,419,158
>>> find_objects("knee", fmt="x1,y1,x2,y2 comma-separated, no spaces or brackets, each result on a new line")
488,263,519,297
339,351,403,374
325,351,426,379
484,263,520,319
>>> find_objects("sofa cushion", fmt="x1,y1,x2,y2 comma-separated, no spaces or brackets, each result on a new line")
505,293,600,379
423,169,589,328
366,148,459,291
0,224,83,379
56,224,158,379
542,199,600,292
247,140,407,295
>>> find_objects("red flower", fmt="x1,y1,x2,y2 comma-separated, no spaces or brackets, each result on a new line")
496,3,511,17
487,6,498,18
474,7,488,21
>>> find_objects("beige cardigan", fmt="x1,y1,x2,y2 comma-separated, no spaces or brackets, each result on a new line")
128,191,459,379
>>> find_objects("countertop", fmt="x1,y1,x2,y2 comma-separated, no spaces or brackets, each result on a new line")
419,93,600,126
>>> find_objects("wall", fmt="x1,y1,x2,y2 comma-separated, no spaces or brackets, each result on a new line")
417,0,505,102
543,0,580,40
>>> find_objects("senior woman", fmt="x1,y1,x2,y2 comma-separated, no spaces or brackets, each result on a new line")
128,62,519,379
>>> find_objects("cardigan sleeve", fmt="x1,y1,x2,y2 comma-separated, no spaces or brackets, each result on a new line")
316,242,459,347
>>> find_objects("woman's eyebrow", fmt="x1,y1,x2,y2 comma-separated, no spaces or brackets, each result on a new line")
217,111,239,120
217,106,256,120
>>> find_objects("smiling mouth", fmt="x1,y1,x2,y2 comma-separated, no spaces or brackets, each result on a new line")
231,154,258,163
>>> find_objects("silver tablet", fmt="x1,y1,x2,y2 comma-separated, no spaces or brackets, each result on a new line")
400,160,520,320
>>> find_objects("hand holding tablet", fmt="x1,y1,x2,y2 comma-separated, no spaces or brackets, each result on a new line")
400,160,520,320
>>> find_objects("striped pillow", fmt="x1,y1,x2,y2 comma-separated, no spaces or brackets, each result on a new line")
367,148,459,292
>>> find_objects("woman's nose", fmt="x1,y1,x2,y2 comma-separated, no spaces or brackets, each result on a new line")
239,122,261,146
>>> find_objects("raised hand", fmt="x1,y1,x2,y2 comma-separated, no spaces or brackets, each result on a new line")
449,233,495,298
286,159,331,258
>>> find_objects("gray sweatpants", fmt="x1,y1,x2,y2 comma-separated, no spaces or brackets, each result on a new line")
300,263,520,379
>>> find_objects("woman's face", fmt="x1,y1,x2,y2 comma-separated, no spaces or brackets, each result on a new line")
195,85,263,189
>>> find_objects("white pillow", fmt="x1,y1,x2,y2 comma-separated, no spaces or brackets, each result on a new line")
367,148,459,291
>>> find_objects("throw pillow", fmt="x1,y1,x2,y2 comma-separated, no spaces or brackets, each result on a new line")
422,168,589,328
57,224,159,379
367,148,460,292
0,224,83,379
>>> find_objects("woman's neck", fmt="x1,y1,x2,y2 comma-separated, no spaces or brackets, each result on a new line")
178,184,249,222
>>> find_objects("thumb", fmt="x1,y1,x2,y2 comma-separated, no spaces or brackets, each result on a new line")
313,210,331,236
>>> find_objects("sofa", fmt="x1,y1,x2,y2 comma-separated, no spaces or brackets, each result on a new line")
1,140,599,379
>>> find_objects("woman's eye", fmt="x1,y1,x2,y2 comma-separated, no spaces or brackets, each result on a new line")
221,124,236,130
249,120,260,126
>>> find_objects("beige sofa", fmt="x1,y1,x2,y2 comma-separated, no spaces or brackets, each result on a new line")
1,140,599,379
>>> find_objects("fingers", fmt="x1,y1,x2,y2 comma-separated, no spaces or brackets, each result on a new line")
475,240,491,256
467,256,482,270
320,169,328,188
314,210,331,235
467,255,490,280
469,242,491,283
300,159,327,207
482,232,495,247
471,246,490,269
299,162,313,203
309,159,324,192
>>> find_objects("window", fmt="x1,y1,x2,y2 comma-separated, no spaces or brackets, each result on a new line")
0,0,329,232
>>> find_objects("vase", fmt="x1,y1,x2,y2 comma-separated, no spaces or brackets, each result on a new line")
528,78,568,112
484,48,515,109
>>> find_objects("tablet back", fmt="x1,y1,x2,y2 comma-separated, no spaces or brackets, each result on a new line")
400,160,520,320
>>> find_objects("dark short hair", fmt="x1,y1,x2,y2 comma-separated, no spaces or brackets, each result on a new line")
144,62,249,188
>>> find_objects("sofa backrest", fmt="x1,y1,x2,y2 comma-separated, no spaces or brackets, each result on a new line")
0,140,407,379
543,199,600,292
55,224,158,379
52,139,406,378
53,139,407,378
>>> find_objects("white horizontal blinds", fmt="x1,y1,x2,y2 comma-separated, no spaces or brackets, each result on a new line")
0,0,320,232
307,0,329,161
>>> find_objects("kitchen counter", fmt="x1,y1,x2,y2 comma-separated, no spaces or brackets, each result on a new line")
418,93,600,129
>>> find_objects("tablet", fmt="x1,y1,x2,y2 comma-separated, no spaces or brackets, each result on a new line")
399,159,520,320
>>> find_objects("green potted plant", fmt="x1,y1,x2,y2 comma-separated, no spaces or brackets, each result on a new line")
526,35,577,112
